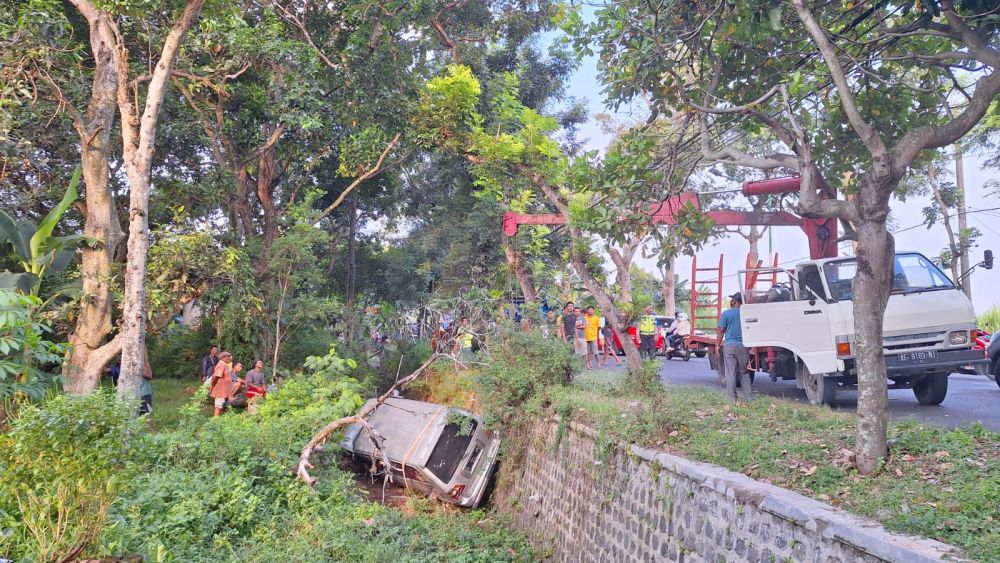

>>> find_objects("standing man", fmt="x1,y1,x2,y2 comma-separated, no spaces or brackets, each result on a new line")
209,351,235,416
201,345,219,382
718,292,751,402
638,304,658,360
583,306,601,369
574,306,586,357
561,302,576,348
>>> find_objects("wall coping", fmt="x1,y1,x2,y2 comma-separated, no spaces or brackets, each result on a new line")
550,417,964,562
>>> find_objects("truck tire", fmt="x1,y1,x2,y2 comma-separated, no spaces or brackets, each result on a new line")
800,364,837,406
913,374,948,405
993,358,1000,389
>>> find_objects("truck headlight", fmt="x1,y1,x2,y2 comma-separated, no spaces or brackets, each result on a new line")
948,331,969,345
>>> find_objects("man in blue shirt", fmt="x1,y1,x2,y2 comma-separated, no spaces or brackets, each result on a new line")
718,292,751,402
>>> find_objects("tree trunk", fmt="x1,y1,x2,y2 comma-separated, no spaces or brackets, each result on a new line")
747,225,762,267
954,142,971,299
853,197,894,475
257,133,279,251
501,235,537,305
115,0,206,402
570,252,644,376
236,167,254,240
63,9,125,394
661,255,676,317
928,166,960,282
345,197,359,340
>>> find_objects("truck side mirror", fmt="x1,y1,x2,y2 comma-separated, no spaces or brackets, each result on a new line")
985,250,994,270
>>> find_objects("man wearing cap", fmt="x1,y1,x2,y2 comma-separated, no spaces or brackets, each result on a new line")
209,351,236,416
718,293,751,402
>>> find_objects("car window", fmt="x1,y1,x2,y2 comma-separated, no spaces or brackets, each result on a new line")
426,416,477,483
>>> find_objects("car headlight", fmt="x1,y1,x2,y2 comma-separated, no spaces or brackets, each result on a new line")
948,330,969,345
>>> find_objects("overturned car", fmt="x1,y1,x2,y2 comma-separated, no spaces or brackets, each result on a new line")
340,398,500,508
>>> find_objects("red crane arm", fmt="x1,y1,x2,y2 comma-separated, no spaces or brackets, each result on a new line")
501,177,838,259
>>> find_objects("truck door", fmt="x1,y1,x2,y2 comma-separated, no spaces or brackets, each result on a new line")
741,265,839,374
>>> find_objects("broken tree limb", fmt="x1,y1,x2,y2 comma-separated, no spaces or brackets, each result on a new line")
296,351,441,486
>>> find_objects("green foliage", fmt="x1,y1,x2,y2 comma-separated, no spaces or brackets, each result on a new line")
0,344,532,560
0,168,84,295
337,126,390,177
475,327,580,428
148,323,217,379
978,305,1000,333
411,65,483,151
0,289,67,401
1,390,136,562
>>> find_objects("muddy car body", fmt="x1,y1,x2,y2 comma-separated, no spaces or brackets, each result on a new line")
340,398,500,508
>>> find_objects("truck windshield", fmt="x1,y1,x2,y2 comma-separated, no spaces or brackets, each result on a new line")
823,253,955,301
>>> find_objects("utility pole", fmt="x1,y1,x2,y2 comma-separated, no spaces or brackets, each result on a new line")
955,141,972,300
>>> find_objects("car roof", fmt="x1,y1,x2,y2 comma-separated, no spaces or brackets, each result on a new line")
347,397,451,462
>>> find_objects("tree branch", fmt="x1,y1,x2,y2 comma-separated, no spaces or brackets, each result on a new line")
296,352,442,486
792,0,886,160
314,132,401,222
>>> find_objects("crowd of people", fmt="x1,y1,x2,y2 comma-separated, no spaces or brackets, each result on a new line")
200,346,271,416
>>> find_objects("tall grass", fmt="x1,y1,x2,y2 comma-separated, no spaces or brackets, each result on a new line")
979,304,1000,333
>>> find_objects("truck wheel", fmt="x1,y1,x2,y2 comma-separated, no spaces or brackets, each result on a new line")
993,359,1000,389
913,374,948,405
695,350,707,358
801,366,837,406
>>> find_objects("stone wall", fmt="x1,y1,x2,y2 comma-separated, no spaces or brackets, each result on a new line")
493,418,960,562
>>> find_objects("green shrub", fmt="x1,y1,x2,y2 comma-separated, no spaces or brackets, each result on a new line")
0,289,68,402
0,390,137,562
978,304,1000,334
475,327,580,428
148,322,217,379
2,345,534,562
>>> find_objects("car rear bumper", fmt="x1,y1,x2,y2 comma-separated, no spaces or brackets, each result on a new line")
885,349,989,376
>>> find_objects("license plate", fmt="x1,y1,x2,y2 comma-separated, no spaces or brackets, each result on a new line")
897,350,937,365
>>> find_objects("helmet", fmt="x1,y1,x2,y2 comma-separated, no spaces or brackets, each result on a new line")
677,312,688,321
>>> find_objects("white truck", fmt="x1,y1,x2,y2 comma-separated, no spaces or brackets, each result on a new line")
738,251,991,406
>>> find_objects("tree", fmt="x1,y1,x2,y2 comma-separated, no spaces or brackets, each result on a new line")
412,65,712,377
583,0,1000,472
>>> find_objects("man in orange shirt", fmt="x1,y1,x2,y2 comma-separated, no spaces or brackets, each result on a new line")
209,351,235,416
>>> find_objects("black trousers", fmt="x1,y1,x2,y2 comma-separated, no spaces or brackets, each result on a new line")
639,334,657,359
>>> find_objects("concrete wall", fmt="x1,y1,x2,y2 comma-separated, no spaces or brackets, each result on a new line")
493,418,961,562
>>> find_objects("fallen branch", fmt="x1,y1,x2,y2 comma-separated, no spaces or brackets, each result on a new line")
296,351,441,486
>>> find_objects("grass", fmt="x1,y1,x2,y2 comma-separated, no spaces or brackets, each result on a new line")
538,371,999,562
150,378,206,430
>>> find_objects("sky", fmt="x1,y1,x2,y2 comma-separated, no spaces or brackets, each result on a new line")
562,53,1000,314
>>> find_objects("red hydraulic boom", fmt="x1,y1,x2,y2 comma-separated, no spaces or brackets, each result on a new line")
501,176,838,259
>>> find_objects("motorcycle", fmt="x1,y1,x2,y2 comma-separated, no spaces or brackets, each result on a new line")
663,333,692,361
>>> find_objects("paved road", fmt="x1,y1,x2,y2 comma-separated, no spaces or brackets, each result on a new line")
655,356,1000,432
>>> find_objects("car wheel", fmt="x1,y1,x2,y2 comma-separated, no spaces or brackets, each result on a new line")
913,373,948,405
801,364,837,406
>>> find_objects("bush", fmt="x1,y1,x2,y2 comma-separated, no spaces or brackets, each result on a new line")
2,346,534,562
475,327,579,428
0,390,137,562
148,322,217,379
978,304,1000,334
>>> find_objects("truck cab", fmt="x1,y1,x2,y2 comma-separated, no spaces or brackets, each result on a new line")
740,252,988,406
